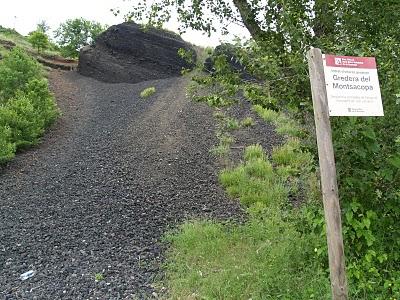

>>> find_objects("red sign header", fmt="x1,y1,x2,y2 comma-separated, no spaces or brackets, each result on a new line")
325,55,377,69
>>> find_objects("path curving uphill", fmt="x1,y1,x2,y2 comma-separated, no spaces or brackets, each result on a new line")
0,70,243,299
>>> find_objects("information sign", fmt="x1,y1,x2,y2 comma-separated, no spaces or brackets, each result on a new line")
323,55,384,116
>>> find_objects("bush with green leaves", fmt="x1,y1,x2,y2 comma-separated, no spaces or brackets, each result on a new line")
0,48,59,162
0,126,16,163
24,79,59,127
28,31,49,53
0,47,42,101
0,95,44,148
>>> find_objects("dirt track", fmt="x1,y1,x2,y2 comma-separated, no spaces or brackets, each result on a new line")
0,71,243,299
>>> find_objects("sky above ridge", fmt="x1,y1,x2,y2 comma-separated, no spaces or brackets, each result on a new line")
0,0,250,46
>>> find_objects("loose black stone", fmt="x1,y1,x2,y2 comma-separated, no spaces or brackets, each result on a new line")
78,22,196,84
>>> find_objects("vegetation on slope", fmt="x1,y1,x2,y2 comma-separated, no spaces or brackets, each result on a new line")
0,25,60,59
0,47,59,163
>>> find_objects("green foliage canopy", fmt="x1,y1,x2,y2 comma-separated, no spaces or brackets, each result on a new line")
28,31,49,53
54,18,106,58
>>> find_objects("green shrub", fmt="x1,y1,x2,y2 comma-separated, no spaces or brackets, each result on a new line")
243,84,278,110
0,48,59,163
0,126,16,163
0,95,44,148
0,47,42,101
28,31,49,53
24,79,59,126
140,86,156,98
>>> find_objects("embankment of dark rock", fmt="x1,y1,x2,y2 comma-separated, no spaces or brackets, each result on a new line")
78,22,196,83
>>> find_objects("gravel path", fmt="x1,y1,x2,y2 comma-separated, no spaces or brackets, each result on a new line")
0,71,243,299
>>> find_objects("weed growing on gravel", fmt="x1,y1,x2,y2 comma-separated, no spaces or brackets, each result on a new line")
223,117,240,131
212,110,225,120
240,116,255,127
140,87,156,98
94,273,104,281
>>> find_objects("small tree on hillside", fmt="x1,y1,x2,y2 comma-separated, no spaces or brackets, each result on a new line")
54,18,106,58
28,31,49,53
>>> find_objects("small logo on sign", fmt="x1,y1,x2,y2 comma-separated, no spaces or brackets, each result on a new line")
335,57,342,65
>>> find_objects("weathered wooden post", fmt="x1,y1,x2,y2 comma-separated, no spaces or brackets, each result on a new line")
307,48,348,300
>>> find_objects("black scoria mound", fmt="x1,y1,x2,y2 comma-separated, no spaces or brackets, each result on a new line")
78,22,196,83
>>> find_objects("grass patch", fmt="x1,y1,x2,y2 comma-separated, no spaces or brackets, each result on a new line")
140,86,156,98
252,105,303,137
220,145,286,208
243,144,265,161
165,216,330,299
272,138,314,175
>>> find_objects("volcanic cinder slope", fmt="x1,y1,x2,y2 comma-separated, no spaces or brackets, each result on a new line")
78,22,196,84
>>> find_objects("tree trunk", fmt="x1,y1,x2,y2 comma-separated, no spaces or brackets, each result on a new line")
231,0,267,41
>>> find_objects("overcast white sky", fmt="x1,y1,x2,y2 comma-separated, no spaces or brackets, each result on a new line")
0,0,250,47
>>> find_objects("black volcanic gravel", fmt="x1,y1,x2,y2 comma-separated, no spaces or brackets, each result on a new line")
0,71,244,299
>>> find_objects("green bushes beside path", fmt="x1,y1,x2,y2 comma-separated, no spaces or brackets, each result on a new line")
0,47,59,163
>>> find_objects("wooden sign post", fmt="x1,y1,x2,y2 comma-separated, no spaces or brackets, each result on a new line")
307,48,348,300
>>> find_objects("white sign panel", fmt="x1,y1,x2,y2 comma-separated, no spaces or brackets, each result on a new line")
323,54,384,116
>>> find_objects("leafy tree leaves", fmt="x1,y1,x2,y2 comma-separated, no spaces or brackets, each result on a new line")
54,18,106,58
